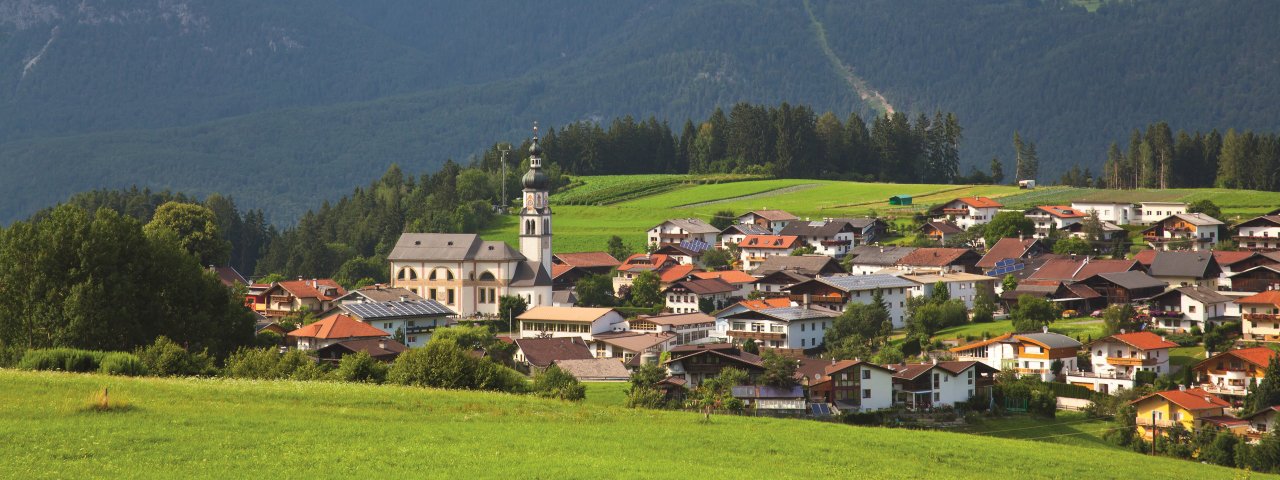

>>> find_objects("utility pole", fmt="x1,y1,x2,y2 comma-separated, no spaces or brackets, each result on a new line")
498,144,511,212
1150,410,1157,456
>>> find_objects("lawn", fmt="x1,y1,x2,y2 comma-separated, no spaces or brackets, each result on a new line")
952,411,1117,450
582,381,629,408
0,370,1261,479
1170,345,1207,372
932,317,1107,345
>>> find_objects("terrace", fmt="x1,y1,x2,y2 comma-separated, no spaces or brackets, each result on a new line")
728,330,785,341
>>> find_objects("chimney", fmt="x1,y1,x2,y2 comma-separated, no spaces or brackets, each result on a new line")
1042,325,1049,334
379,341,386,350
1120,328,1126,334
1179,384,1187,391
399,295,408,303
831,358,836,365
931,356,938,365
803,293,811,308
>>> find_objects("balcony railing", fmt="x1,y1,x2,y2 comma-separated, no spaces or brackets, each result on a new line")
745,255,768,262
1245,313,1280,322
1148,310,1183,318
1201,384,1249,396
942,208,969,215
1016,368,1050,375
1107,357,1158,367
1066,370,1134,380
1136,418,1177,428
820,239,851,246
728,330,786,341
789,294,845,303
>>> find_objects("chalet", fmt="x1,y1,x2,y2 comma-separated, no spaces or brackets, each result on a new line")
1025,257,1142,283
1242,407,1280,442
1212,251,1279,288
1024,205,1087,238
1192,347,1278,397
930,197,1002,230
663,343,765,388
895,271,998,310
551,251,621,289
738,235,800,271
894,247,982,274
663,278,737,314
779,219,861,257
1070,201,1139,225
737,210,799,234
712,297,792,328
612,253,678,292
1066,332,1178,394
732,385,808,416
1136,202,1188,225
516,306,628,340
287,314,390,351
752,270,812,296
1238,291,1280,343
719,223,772,247
888,360,998,409
846,246,916,275
802,359,896,412
919,221,964,244
388,233,551,316
950,330,1082,380
976,238,1046,272
690,270,757,298
782,274,914,328
647,218,720,248
1234,215,1280,251
1141,213,1225,251
589,331,677,364
1146,250,1222,288
722,305,839,351
1147,287,1238,332
513,336,595,370
1227,265,1280,293
210,266,248,288
314,338,408,364
1076,271,1167,304
629,312,717,345
552,358,632,382
336,299,455,348
1062,220,1126,241
249,279,347,318
844,217,888,245
753,255,845,277
652,243,711,267
334,285,423,305
1130,388,1231,440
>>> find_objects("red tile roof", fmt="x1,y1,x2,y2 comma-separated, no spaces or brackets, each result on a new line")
1103,331,1178,351
745,210,799,221
551,264,575,280
1212,250,1258,268
977,238,1040,269
553,252,622,268
276,279,347,301
691,269,757,284
288,314,388,340
737,298,794,311
1133,250,1156,266
1131,388,1230,411
617,253,673,272
659,264,698,283
1031,205,1086,218
896,247,973,267
957,197,1003,208
740,235,800,250
1238,290,1280,307
1029,258,1138,282
1195,347,1279,371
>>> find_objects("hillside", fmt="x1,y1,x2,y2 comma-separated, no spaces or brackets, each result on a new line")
482,175,1280,253
2,1,1280,223
0,369,1260,479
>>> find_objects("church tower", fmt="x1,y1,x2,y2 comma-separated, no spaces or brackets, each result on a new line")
519,123,553,275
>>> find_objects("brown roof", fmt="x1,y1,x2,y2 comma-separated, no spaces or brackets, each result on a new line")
554,252,622,268
1130,388,1230,411
1133,249,1156,266
211,266,247,287
1194,347,1279,371
349,286,423,303
591,331,675,352
1237,290,1280,307
315,338,407,360
551,264,575,280
1212,251,1259,268
551,358,631,380
660,264,698,283
922,221,963,235
665,343,764,368
514,337,594,367
275,279,347,301
616,253,674,272
287,315,389,340
977,238,1041,269
1030,205,1086,218
1028,258,1138,282
636,312,716,327
667,277,737,295
896,248,974,267
889,360,990,380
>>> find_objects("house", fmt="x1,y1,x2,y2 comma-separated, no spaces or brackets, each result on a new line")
209,266,248,288
844,218,888,246
737,210,799,233
1025,257,1142,283
1212,251,1279,288
647,218,720,248
1192,347,1278,397
894,247,982,274
552,290,577,307
920,221,964,244
551,251,621,290
1024,206,1087,238
1062,220,1127,241
1065,332,1178,394
722,305,839,351
1142,213,1225,251
516,306,628,340
930,197,1003,230
738,235,800,271
782,274,915,328
950,330,1082,380
888,194,912,206
314,338,408,364
1234,215,1280,251
287,314,390,351
1076,271,1168,304
1227,265,1280,293
336,299,455,348
752,255,845,277
552,358,631,382
1147,287,1238,332
976,238,1047,272
663,343,765,388
846,246,917,275
1238,291,1280,343
589,331,677,364
249,279,347,318
802,359,896,412
1071,201,1139,225
895,271,998,310
1018,179,1036,189
1146,250,1222,288
1242,406,1280,442
663,278,737,314
753,270,813,297
334,285,423,305
629,312,717,345
719,223,772,247
780,219,860,257
1130,388,1231,440
652,243,712,267
732,385,808,416
712,297,793,334
888,360,998,409
690,270,757,298
1136,202,1188,225
612,253,679,292
513,336,596,370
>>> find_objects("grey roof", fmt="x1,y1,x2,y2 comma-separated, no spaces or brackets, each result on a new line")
388,233,524,261
721,224,772,236
922,221,963,234
1169,213,1225,226
813,274,915,291
1152,286,1234,305
1149,251,1218,279
341,300,455,319
657,218,720,234
779,220,854,237
1018,332,1083,349
839,217,881,229
753,255,843,276
338,287,422,303
848,246,917,266
1094,271,1168,290
552,290,577,305
755,306,839,321
754,270,812,285
510,261,553,287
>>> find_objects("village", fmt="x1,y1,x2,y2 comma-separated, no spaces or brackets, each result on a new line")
236,137,1280,451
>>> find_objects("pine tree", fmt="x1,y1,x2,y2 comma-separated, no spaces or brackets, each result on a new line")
1013,131,1026,180
989,157,1005,184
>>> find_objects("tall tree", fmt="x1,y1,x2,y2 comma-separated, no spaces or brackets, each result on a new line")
989,157,1005,184
144,202,232,266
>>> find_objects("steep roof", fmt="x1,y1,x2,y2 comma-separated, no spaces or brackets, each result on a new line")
1194,347,1279,371
315,338,407,359
1098,331,1179,351
616,253,673,272
1236,290,1280,307
740,235,800,250
514,337,595,367
977,238,1042,269
1133,249,1156,266
742,210,799,221
510,261,553,287
753,255,843,276
921,221,963,235
275,279,347,301
551,264,575,280
211,266,247,287
1148,250,1220,279
889,361,989,380
288,315,389,340
848,246,917,266
691,270,757,284
1130,388,1230,411
659,264,698,283
896,248,975,267
517,306,619,322
666,277,737,295
388,233,524,261
553,252,622,268
655,218,720,234
1149,286,1233,305
552,358,631,381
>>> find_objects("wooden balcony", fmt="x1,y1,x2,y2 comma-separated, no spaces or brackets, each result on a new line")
1244,313,1280,322
1016,368,1050,375
745,255,769,262
1135,418,1177,428
789,294,845,304
820,239,851,246
942,208,969,215
1107,357,1158,367
728,330,786,341
1201,383,1249,396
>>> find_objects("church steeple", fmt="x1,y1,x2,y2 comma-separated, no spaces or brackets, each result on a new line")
519,122,552,275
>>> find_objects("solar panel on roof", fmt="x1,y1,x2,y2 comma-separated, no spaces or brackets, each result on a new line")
343,300,455,319
810,404,830,416
679,239,710,253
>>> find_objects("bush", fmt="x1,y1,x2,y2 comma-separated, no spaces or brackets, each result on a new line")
840,410,886,426
1134,370,1157,386
0,341,25,368
135,336,215,376
223,347,283,379
334,352,388,384
18,348,106,372
532,365,586,401
388,339,527,393
98,352,147,376
276,349,329,381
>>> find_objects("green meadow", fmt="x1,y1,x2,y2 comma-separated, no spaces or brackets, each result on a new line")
482,175,1280,254
0,370,1263,479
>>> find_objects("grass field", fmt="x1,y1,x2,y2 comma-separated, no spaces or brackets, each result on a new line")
482,175,1280,254
583,381,629,408
931,317,1107,344
0,370,1263,479
952,411,1117,450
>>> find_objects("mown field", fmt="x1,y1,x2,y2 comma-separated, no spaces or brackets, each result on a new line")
952,411,1116,450
482,175,1280,254
0,370,1262,479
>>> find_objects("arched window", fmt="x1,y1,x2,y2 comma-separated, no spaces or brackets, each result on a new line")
479,271,496,281
398,267,418,280
429,268,451,281
446,269,455,281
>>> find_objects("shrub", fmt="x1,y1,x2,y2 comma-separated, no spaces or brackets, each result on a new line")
840,410,886,426
532,365,586,401
223,347,283,379
98,352,147,376
334,352,388,384
276,349,329,381
388,340,527,393
18,348,106,372
135,337,215,376
0,341,25,368
1134,370,1158,386
254,331,283,347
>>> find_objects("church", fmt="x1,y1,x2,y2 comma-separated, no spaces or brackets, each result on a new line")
387,126,554,317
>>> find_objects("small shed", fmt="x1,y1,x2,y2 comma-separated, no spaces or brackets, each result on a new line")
888,194,913,206
1018,180,1036,189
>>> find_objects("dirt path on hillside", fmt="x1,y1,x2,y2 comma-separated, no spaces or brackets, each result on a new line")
676,184,819,208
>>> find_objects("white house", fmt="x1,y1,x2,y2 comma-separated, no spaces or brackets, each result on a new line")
663,278,737,314
930,197,1003,230
894,271,997,309
719,223,772,247
738,234,800,271
737,210,799,234
845,246,917,276
722,305,838,350
588,331,677,364
1141,213,1225,251
1024,205,1087,238
629,312,717,345
888,360,998,409
781,274,914,328
647,218,720,248
1238,291,1280,343
1065,331,1178,394
287,314,390,351
516,306,628,340
1233,215,1280,251
338,299,456,348
802,359,896,412
1147,287,1238,333
779,219,858,257
951,330,1082,381
1136,202,1187,225
1071,201,1139,225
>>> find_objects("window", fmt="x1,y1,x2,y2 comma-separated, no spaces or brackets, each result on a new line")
383,322,393,330
447,289,456,305
862,389,871,399
862,369,871,380
1189,305,1197,313
428,288,437,301
933,392,940,402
